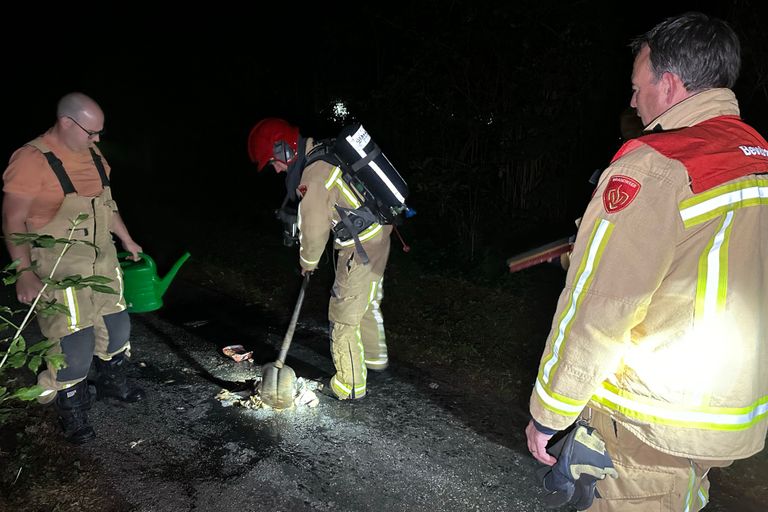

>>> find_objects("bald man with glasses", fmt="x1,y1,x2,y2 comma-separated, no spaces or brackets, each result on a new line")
2,91,145,444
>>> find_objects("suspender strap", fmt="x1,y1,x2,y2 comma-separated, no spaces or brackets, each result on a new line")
305,143,340,168
28,139,111,194
40,151,77,195
89,148,110,187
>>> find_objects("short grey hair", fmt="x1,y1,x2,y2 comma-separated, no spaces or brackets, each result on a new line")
630,11,741,92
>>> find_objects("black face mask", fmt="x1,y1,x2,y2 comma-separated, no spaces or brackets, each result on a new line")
275,202,299,247
284,136,307,202
274,136,306,247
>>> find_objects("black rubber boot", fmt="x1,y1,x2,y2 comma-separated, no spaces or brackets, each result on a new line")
55,380,96,444
94,352,146,402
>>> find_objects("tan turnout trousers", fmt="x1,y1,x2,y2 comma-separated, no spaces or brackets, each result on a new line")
34,188,127,403
587,408,732,512
327,227,391,399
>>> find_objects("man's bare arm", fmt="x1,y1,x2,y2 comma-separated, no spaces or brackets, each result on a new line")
111,211,142,261
2,192,42,303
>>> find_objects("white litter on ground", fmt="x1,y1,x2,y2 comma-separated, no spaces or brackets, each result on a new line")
215,377,320,410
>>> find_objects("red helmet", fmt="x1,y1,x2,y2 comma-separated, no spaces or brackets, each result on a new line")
247,118,300,171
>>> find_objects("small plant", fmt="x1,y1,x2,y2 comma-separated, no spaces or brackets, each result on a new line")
0,213,116,423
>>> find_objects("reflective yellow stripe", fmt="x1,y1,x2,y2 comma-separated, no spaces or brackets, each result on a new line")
593,381,768,430
335,223,383,246
534,378,589,416
115,265,123,307
300,254,321,266
367,278,387,365
63,287,79,332
324,166,361,207
324,166,342,189
324,165,383,244
332,324,369,399
356,325,367,385
697,486,709,509
540,219,614,385
331,375,352,395
679,178,768,228
683,464,696,512
331,376,366,398
296,207,321,266
694,211,734,321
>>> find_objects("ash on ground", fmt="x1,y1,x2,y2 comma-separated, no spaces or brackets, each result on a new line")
216,377,321,410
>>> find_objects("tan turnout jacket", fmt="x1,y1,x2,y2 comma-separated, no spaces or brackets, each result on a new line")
530,89,768,460
296,138,390,275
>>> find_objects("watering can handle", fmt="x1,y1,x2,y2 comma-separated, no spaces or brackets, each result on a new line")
275,273,310,367
117,251,153,266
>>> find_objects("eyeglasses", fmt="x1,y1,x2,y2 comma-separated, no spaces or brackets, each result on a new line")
67,116,104,138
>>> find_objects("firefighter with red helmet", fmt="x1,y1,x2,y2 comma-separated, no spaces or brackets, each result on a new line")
248,118,391,400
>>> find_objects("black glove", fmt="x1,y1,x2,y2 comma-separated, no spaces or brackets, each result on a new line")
535,420,618,510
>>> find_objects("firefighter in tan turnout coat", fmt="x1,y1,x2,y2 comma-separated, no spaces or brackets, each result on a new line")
525,13,768,512
248,118,391,400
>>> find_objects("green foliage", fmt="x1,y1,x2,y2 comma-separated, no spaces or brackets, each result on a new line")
0,214,117,423
41,274,116,294
36,301,71,318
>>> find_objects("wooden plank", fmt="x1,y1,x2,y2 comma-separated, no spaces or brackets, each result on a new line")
506,238,573,273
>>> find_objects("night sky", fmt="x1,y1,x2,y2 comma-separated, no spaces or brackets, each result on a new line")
3,1,767,267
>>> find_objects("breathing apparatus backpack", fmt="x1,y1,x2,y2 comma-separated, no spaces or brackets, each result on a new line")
304,124,411,264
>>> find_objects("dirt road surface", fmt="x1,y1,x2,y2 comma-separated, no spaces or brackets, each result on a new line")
1,252,765,512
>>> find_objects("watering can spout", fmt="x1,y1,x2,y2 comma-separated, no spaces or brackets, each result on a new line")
157,252,191,297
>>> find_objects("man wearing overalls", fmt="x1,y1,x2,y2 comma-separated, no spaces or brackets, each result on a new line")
2,92,145,443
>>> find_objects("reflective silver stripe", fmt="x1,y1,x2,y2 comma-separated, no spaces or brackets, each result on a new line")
331,375,352,395
324,167,342,189
115,265,123,307
679,180,768,227
297,206,321,265
683,463,696,512
300,254,321,266
534,380,586,415
594,384,768,428
697,211,733,320
371,279,386,346
697,487,709,509
344,135,406,204
336,223,383,246
331,375,366,397
325,166,361,207
64,287,79,332
365,279,387,366
356,325,367,383
324,165,382,244
542,219,612,384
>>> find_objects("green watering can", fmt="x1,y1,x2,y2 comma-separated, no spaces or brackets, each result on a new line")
117,252,191,313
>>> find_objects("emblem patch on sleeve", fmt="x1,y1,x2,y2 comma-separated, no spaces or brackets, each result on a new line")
602,175,641,213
